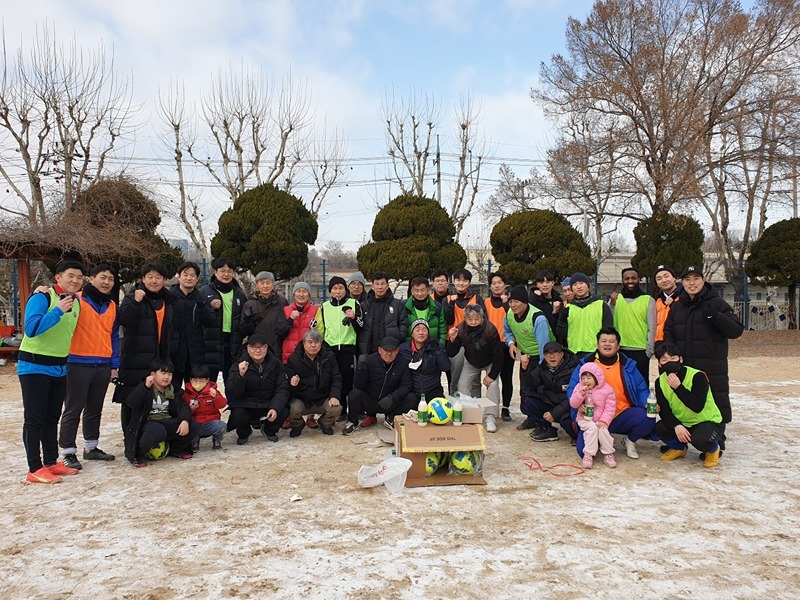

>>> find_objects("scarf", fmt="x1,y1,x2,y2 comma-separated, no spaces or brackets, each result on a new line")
621,286,645,299
83,282,113,305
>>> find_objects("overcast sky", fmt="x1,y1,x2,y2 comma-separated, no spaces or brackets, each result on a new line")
3,0,597,251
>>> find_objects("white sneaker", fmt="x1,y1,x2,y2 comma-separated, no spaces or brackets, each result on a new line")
623,437,639,459
485,415,497,433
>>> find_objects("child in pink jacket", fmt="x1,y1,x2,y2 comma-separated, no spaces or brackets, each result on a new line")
569,362,617,469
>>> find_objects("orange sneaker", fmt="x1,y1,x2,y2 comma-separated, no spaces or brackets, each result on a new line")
26,467,63,484
47,462,80,476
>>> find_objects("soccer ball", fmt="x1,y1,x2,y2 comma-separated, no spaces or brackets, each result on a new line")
450,450,479,475
145,441,170,460
427,397,454,425
425,452,443,476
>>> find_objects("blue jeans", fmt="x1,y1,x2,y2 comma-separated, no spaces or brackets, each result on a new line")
522,394,576,439
196,420,226,443
575,407,655,457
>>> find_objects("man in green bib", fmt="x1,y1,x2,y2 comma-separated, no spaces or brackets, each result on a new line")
555,272,612,357
610,267,655,381
653,343,723,468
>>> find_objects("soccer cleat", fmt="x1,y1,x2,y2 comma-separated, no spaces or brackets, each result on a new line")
660,447,688,461
62,454,83,470
359,416,377,429
603,453,617,468
47,462,80,476
342,422,359,436
484,415,497,433
703,447,721,468
26,467,62,484
306,416,320,429
623,437,639,459
531,427,558,442
582,454,594,469
83,448,115,461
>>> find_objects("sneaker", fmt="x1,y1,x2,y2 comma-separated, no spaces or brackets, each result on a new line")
501,408,512,422
306,416,320,429
623,437,639,459
47,462,80,476
281,418,292,430
383,416,395,431
703,447,721,468
83,448,115,461
319,424,334,435
26,466,62,484
660,447,688,461
582,454,594,469
212,440,222,450
532,427,558,442
63,454,83,470
265,434,279,443
603,453,617,468
236,436,249,446
516,418,536,431
698,450,724,461
132,458,148,468
342,421,359,436
485,415,497,433
289,426,304,438
360,415,377,429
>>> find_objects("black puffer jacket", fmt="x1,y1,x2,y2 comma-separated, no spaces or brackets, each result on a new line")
225,349,289,412
663,283,744,422
169,284,217,372
200,276,248,372
529,289,563,332
445,320,505,380
239,292,289,352
113,284,177,399
399,338,451,398
358,289,408,355
521,350,580,421
285,343,343,406
353,352,413,401
122,382,190,461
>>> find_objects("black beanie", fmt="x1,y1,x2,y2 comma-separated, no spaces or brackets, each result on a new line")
508,286,528,303
328,276,347,292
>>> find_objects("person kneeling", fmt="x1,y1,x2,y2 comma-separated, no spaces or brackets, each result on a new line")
124,358,199,468
654,343,724,468
286,330,343,437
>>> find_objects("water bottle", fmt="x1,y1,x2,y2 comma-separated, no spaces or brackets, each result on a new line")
453,401,463,426
584,394,594,421
646,387,657,419
418,393,428,427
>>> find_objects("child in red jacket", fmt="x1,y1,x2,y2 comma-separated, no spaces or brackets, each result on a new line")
183,364,227,450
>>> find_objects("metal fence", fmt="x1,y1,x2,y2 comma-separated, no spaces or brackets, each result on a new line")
733,302,790,331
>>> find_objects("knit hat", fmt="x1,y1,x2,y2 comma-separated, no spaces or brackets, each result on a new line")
255,271,275,282
293,282,311,295
508,286,529,304
561,277,571,287
328,276,347,292
410,318,430,332
653,264,676,279
347,271,366,286
570,272,591,286
680,265,704,279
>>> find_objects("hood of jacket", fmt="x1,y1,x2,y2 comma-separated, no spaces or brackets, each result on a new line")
579,361,606,388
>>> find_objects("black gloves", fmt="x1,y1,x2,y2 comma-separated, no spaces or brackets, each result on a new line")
378,395,393,411
357,355,367,369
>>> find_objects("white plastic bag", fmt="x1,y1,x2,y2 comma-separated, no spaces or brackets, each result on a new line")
357,457,412,494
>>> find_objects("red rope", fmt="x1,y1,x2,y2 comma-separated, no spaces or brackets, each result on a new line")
518,455,585,477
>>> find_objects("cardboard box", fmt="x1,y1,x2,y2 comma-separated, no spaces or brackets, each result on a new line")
447,394,496,424
394,416,487,487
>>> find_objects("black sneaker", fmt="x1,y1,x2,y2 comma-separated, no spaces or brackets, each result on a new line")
501,408,512,422
236,436,249,445
516,418,535,431
63,454,82,470
342,421,359,436
383,416,395,430
532,427,559,442
289,426,304,438
319,424,334,435
265,434,279,443
83,448,115,461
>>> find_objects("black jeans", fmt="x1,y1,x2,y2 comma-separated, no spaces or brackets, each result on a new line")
59,363,111,452
331,347,356,414
138,418,199,456
521,393,576,439
20,373,66,471
347,388,417,424
500,351,515,408
654,420,723,453
228,405,289,439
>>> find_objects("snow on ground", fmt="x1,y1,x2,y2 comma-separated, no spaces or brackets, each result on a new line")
1,351,799,599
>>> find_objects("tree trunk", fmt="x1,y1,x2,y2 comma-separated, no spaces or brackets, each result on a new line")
789,285,797,330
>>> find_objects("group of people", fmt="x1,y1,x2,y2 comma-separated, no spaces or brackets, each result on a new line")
17,257,743,483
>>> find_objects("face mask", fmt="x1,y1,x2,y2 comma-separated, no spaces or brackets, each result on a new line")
191,382,206,392
659,361,681,375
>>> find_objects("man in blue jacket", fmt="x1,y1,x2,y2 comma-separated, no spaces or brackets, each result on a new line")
567,327,653,460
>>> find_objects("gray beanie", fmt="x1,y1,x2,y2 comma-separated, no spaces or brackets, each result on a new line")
255,271,275,282
293,281,311,295
347,271,366,286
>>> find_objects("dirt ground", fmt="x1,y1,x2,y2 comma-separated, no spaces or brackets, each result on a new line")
2,331,799,599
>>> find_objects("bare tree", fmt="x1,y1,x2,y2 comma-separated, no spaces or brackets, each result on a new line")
0,24,134,228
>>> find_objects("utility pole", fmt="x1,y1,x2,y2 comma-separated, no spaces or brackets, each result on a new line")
436,134,442,204
321,258,327,301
